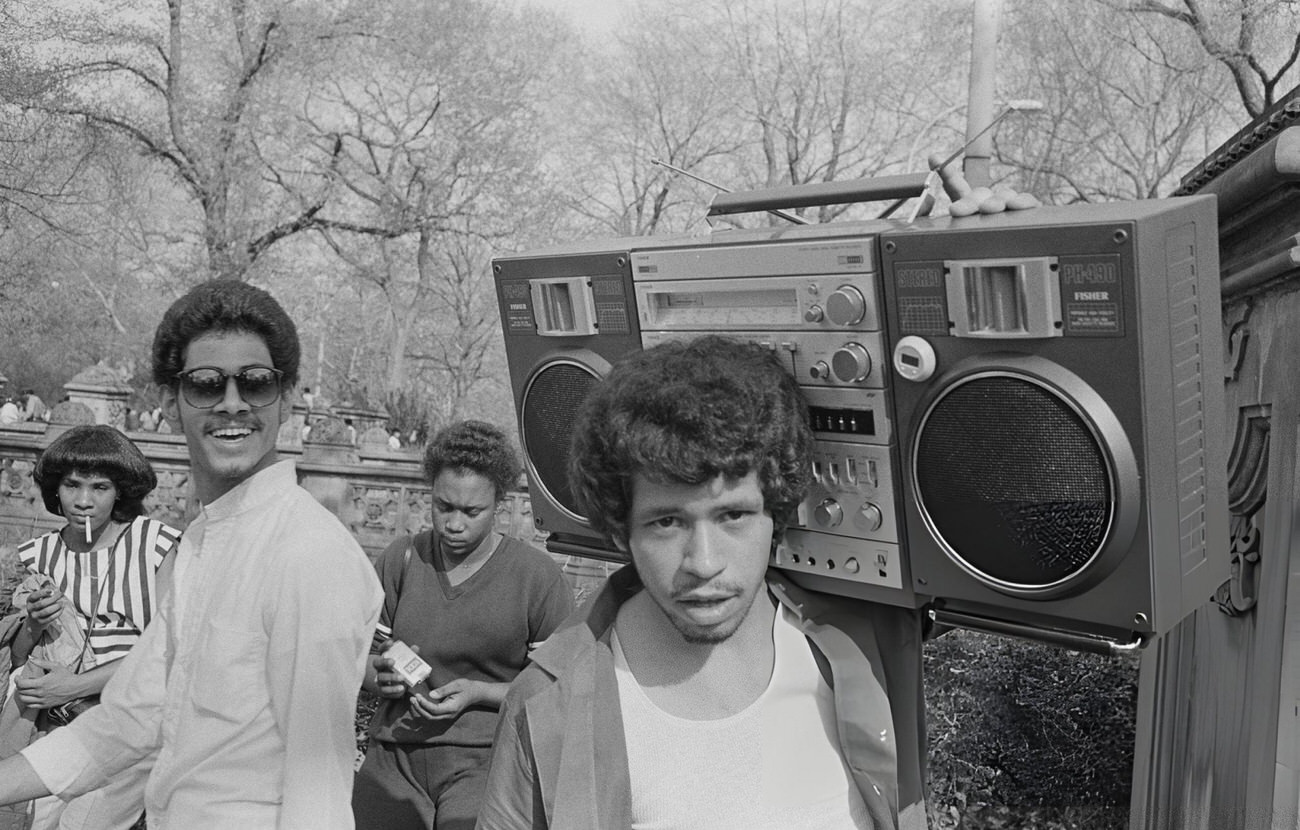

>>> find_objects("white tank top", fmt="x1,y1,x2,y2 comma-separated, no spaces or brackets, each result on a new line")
612,604,873,829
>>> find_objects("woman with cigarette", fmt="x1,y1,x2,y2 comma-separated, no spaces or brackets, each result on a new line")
7,424,179,830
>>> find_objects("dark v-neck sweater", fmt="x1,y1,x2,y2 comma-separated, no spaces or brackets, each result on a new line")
368,530,575,747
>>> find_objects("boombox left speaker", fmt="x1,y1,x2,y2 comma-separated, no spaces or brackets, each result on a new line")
493,247,640,560
880,196,1228,647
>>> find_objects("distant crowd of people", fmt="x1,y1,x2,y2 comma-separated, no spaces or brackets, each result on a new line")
0,390,49,426
122,406,168,434
3,384,417,450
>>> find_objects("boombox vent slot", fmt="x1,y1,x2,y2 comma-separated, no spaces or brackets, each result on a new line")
521,361,602,521
914,374,1114,592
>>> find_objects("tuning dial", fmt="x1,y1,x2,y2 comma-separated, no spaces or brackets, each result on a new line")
804,304,824,323
825,286,866,326
813,498,844,528
830,343,872,383
856,502,884,532
809,361,830,380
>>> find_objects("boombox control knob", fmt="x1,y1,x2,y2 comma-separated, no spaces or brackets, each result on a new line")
830,343,872,383
814,498,844,528
825,286,866,326
810,361,831,380
804,304,824,323
856,502,883,532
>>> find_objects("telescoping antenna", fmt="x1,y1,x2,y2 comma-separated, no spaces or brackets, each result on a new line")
650,159,811,225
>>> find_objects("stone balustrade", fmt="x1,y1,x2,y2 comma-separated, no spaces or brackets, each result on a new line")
0,417,547,561
0,401,619,620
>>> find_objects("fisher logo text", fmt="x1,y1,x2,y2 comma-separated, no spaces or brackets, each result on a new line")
1061,261,1118,283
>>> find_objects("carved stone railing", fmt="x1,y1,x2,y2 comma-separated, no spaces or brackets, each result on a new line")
1131,107,1300,829
0,416,547,564
1,374,618,621
2,418,617,632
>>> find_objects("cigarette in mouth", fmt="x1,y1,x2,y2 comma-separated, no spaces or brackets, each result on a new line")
85,516,92,544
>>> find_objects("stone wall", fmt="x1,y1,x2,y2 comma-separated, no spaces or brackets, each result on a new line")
0,418,566,567
0,407,620,613
0,361,622,613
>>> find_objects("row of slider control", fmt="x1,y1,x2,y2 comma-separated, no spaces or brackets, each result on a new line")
811,457,876,487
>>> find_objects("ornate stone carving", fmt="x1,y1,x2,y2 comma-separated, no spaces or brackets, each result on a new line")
351,486,402,534
1216,515,1262,615
513,495,549,545
62,364,132,429
0,457,38,511
405,490,433,537
493,493,549,545
145,469,192,529
65,364,128,389
0,455,52,552
47,401,95,427
1215,403,1270,616
1222,300,1253,382
306,416,353,445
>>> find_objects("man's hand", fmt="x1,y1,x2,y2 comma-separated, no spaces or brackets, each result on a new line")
13,659,85,709
930,153,1041,217
24,585,63,633
409,678,483,721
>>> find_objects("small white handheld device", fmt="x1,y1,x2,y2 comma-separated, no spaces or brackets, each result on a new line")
382,640,432,690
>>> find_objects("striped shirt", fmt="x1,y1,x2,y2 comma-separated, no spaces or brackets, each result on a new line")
18,516,179,664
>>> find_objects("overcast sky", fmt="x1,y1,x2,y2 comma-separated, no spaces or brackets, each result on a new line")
511,0,629,34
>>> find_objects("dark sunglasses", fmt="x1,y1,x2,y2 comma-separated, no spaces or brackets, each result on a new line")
175,366,284,409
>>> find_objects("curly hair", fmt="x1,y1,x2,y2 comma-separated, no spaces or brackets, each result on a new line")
423,420,522,501
34,425,158,521
569,335,812,549
151,280,301,389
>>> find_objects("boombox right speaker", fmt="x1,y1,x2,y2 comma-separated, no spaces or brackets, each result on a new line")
880,196,1227,646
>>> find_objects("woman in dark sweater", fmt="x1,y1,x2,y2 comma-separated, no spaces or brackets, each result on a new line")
352,420,575,830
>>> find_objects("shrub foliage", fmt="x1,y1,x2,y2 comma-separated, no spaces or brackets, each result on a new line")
924,628,1139,829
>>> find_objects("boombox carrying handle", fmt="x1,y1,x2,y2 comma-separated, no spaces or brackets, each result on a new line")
929,607,1146,657
707,172,929,218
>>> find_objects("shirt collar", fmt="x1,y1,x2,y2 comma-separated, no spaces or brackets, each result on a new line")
198,459,297,522
528,565,807,683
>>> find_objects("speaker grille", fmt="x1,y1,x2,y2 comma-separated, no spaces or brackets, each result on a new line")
914,374,1113,591
521,361,601,520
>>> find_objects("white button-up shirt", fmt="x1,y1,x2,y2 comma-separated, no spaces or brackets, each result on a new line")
24,461,384,830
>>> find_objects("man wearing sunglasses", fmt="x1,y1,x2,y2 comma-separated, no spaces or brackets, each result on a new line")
0,280,384,829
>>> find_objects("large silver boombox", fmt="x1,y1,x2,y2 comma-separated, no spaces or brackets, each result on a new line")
493,196,1228,650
